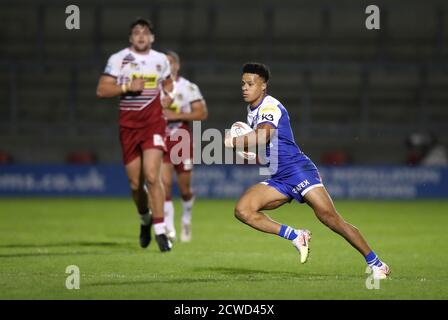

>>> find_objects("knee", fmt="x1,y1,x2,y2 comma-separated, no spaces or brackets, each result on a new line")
234,205,254,223
145,170,160,186
129,177,140,192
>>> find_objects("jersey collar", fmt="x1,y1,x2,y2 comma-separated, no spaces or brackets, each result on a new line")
249,94,268,111
128,47,151,58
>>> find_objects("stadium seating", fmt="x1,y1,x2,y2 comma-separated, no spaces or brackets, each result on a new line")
65,150,97,164
0,151,13,164
0,0,447,164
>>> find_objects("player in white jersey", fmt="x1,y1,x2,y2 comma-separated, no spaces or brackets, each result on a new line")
96,18,176,252
224,63,390,280
161,51,208,242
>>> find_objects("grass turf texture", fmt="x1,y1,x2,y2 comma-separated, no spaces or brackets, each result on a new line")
0,198,447,299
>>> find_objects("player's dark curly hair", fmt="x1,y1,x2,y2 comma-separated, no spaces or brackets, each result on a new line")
242,62,270,82
129,17,154,35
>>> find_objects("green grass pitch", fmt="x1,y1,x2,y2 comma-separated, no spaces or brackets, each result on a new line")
0,198,447,299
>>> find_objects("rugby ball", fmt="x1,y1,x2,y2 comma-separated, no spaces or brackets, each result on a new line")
230,122,257,161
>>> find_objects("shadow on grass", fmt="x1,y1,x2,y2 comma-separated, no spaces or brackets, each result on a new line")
88,277,224,287
0,241,138,258
87,267,339,288
0,241,130,249
193,266,354,281
0,251,116,258
195,266,303,278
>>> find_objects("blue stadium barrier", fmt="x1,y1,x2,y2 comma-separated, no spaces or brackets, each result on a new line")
0,164,447,199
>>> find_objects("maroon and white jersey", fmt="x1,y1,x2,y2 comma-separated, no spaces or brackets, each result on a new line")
103,48,171,128
166,76,204,135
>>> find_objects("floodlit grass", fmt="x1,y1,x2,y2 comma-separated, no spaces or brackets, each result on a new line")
0,198,447,299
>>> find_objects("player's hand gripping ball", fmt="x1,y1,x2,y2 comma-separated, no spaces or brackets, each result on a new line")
229,121,257,161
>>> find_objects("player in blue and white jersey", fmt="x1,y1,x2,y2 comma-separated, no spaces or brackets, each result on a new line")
224,63,390,280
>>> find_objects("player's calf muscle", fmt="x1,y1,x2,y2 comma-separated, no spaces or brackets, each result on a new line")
179,186,193,200
314,207,339,225
163,183,173,198
312,203,348,233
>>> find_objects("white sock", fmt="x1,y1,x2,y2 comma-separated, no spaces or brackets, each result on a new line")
139,210,151,226
181,197,195,225
164,200,175,234
154,222,167,235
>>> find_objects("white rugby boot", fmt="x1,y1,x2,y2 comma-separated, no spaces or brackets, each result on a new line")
371,262,391,280
166,229,177,243
292,229,312,264
180,222,192,242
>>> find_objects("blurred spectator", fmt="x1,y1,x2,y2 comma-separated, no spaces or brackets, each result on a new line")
406,132,448,166
0,151,13,164
321,150,349,166
65,151,97,164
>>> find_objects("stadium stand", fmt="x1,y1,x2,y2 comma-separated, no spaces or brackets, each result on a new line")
0,0,447,164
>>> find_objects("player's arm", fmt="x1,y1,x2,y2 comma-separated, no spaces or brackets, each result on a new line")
96,75,144,98
160,77,175,108
230,123,275,148
96,75,122,98
164,100,208,122
97,53,145,98
225,103,281,149
162,76,174,95
160,53,188,107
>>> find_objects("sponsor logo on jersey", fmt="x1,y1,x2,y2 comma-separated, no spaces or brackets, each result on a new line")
260,105,277,122
260,105,276,113
131,73,158,89
156,64,162,72
121,53,135,68
251,115,259,127
292,180,310,194
261,113,274,122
